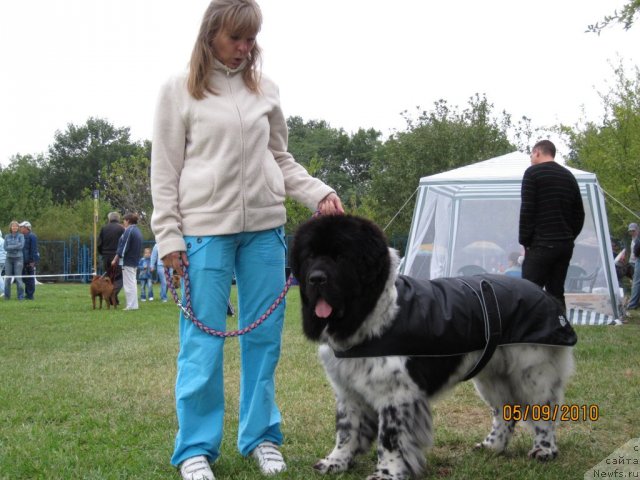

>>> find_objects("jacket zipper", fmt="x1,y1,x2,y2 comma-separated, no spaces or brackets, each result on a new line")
224,68,247,231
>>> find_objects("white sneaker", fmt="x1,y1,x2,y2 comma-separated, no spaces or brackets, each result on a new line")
180,455,214,480
141,298,146,302
149,297,154,301
251,441,286,475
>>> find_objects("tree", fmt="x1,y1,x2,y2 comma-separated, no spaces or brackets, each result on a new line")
284,117,381,230
0,154,52,227
561,63,640,240
587,0,640,34
363,95,517,239
287,116,352,195
342,128,382,210
34,196,113,242
100,152,152,225
43,117,145,203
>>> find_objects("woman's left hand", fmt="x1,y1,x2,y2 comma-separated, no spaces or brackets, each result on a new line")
317,192,345,215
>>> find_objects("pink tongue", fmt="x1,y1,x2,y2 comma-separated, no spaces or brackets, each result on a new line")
315,298,333,318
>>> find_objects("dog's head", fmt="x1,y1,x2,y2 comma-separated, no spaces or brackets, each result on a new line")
290,215,391,341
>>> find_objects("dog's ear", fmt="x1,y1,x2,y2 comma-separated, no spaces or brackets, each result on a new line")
289,221,315,280
353,219,391,286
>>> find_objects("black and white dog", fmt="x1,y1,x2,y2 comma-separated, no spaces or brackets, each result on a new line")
291,215,576,480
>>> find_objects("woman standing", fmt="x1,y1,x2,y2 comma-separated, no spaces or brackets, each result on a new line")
3,221,25,300
111,213,143,311
0,229,6,287
150,1,343,479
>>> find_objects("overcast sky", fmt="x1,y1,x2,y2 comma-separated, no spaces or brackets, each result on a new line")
1,0,639,166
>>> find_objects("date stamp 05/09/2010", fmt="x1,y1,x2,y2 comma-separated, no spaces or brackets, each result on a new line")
502,403,600,422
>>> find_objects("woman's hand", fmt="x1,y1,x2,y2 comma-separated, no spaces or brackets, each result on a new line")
317,192,344,215
162,251,190,276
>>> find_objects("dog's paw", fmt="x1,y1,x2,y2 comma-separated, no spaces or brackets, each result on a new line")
313,457,351,474
366,471,407,480
473,440,503,453
528,447,558,461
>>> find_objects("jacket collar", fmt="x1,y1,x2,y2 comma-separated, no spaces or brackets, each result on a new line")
212,58,247,76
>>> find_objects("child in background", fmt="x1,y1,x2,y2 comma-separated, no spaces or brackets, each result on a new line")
138,248,154,301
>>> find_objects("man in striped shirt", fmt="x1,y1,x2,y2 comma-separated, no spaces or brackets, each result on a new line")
519,140,585,310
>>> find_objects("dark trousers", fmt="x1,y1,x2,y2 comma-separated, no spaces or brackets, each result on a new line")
23,263,36,299
102,255,123,305
522,242,574,310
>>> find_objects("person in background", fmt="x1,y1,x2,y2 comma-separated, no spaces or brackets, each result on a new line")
98,212,125,305
138,247,154,302
20,221,39,300
626,223,640,312
503,251,522,278
0,229,6,290
150,1,344,478
627,223,638,278
150,243,170,302
4,221,25,300
519,140,585,311
111,213,143,311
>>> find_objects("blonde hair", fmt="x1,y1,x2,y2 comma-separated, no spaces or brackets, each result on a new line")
188,0,263,99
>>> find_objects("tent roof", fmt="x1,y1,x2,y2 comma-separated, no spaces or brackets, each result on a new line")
420,151,596,185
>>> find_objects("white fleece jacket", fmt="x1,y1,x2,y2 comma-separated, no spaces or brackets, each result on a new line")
150,61,334,258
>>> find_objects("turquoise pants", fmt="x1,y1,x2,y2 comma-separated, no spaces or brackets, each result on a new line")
171,227,286,466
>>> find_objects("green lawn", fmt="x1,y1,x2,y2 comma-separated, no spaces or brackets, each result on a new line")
1,283,639,479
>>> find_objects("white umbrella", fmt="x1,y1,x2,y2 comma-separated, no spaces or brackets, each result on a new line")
462,240,505,269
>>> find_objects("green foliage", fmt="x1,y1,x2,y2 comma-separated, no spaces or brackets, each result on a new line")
100,153,152,225
43,117,146,203
343,128,382,209
284,198,313,235
587,0,640,34
365,94,517,238
286,116,382,212
33,195,113,242
561,63,640,240
287,116,351,194
0,154,52,228
14,82,640,249
0,118,153,241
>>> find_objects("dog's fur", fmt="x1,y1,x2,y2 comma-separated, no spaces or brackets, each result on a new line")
291,215,574,480
90,275,116,310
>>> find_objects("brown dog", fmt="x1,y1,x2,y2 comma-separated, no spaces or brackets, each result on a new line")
90,275,116,310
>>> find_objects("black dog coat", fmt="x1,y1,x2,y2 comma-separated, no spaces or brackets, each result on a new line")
334,274,577,378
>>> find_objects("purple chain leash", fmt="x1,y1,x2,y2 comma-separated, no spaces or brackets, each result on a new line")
164,211,323,337
165,263,295,338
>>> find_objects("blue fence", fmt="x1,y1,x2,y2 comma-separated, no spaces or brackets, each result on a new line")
38,238,155,283
38,235,408,283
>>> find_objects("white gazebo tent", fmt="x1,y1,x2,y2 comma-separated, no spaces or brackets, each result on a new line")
399,151,622,325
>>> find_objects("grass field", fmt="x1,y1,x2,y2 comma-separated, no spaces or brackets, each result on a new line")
1,283,639,479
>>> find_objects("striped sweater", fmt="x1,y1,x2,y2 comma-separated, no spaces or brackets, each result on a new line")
518,161,584,247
